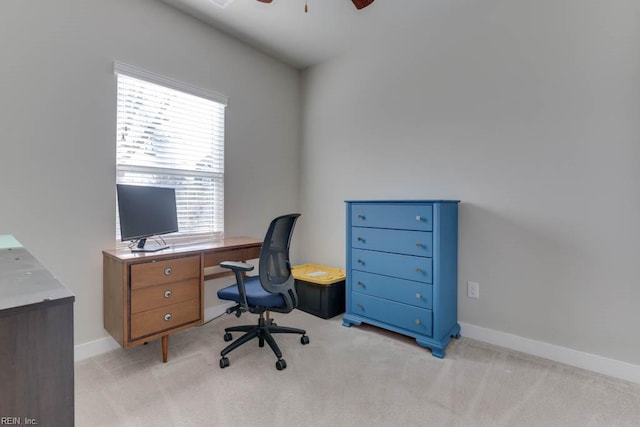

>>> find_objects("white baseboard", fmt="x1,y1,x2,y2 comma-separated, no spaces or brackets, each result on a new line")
74,303,236,362
205,301,236,322
460,321,640,384
74,336,121,362
74,319,640,384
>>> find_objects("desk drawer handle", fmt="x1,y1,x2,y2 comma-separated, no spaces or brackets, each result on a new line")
357,259,365,265
416,242,423,248
357,214,366,220
415,267,422,273
416,215,422,221
356,303,364,310
357,281,365,287
415,318,421,325
415,293,422,299
164,267,173,276
164,313,172,321
357,237,365,243
164,290,172,298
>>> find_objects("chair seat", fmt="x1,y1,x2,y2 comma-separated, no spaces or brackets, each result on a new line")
217,276,286,308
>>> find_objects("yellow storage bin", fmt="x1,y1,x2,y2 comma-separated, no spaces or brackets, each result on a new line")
292,264,346,285
292,264,346,319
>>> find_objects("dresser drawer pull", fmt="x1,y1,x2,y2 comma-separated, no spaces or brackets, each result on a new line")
416,215,422,221
164,267,173,276
356,303,363,309
163,290,172,298
357,214,366,220
415,293,422,299
415,318,421,325
357,237,365,242
416,242,423,248
357,281,365,287
357,259,365,265
415,267,422,273
163,313,172,321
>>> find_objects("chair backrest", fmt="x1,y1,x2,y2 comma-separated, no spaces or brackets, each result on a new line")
259,213,301,312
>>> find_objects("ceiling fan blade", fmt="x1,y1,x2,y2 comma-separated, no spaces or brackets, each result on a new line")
352,0,374,9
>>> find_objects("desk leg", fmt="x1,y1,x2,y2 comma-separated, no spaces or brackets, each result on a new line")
162,335,169,363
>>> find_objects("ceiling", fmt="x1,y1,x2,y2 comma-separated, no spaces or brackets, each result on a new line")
158,0,430,69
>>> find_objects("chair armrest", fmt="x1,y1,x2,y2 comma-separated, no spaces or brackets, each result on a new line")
220,261,254,311
220,261,255,272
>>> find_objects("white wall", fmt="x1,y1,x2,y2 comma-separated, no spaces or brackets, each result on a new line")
0,0,300,346
2,0,639,372
299,0,640,365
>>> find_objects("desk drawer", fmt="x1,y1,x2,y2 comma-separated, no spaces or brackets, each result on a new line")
351,204,433,231
352,227,432,257
130,298,200,340
351,292,433,337
352,271,432,309
352,248,432,283
203,246,261,267
130,255,200,289
130,278,200,314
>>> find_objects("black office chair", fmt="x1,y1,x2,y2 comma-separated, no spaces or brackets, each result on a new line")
217,213,309,370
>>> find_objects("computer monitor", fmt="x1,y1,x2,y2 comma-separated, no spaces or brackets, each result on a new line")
116,184,179,252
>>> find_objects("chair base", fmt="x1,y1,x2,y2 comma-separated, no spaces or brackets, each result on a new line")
219,313,309,370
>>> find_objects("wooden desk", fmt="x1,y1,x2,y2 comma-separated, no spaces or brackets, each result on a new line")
103,237,261,362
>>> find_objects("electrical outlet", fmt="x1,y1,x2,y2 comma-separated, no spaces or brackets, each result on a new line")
467,281,480,299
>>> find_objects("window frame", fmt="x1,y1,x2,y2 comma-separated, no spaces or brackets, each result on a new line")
113,62,228,248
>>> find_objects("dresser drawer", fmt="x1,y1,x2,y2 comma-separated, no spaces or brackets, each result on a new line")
352,270,432,309
352,248,432,283
130,298,200,340
351,204,433,231
352,227,432,257
130,278,200,314
351,293,433,337
130,255,200,289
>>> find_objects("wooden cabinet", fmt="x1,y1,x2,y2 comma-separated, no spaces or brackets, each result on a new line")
0,236,75,425
103,253,203,362
103,237,262,362
343,200,460,358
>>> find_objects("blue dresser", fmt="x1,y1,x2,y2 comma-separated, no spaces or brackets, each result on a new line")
343,200,460,358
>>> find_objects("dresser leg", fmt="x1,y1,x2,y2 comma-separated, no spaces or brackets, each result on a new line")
162,335,169,363
430,345,445,358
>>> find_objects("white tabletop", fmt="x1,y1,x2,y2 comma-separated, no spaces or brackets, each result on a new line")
0,234,22,249
0,235,74,311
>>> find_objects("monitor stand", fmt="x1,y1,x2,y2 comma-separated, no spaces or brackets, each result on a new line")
130,238,169,253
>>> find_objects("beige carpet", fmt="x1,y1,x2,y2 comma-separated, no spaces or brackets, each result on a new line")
76,310,640,426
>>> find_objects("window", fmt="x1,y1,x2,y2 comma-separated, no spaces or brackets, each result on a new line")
114,62,227,245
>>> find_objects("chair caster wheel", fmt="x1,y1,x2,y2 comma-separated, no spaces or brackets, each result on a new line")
223,332,233,342
300,335,310,345
275,359,287,370
259,337,265,347
220,357,230,368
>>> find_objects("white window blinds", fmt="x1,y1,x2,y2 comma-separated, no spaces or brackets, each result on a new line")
114,63,227,245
